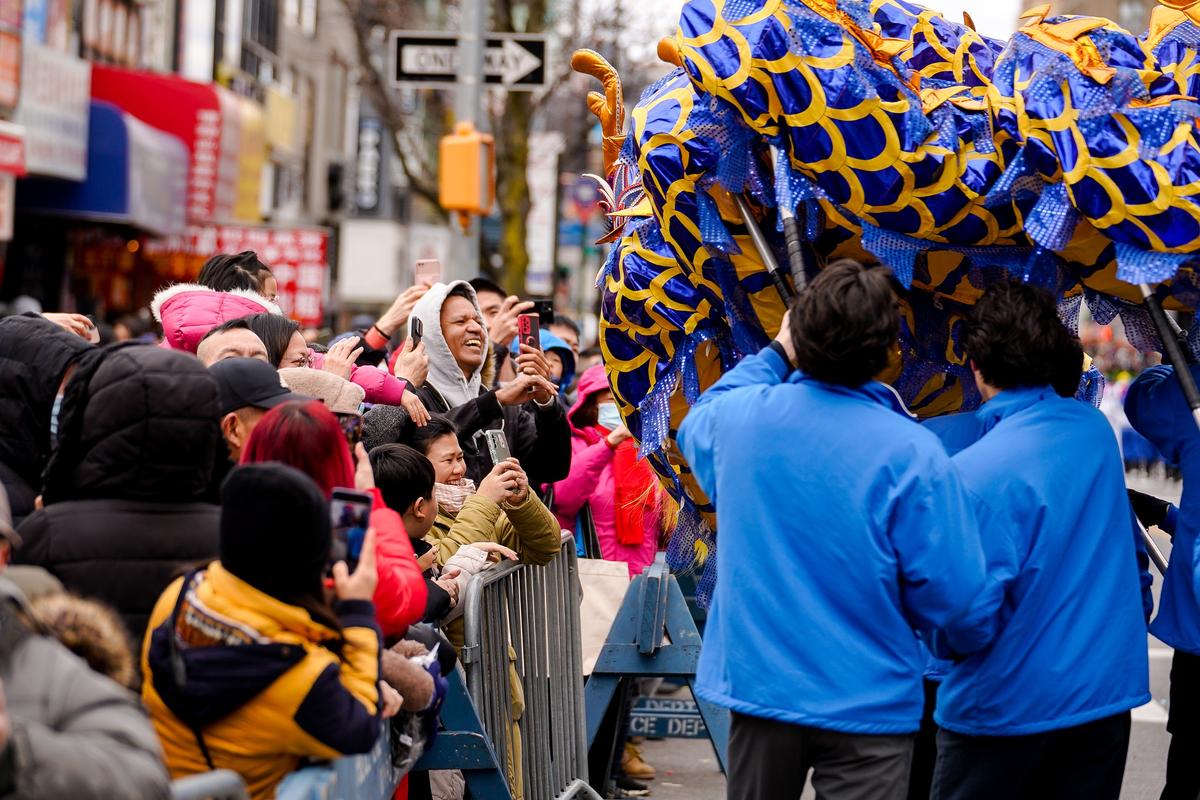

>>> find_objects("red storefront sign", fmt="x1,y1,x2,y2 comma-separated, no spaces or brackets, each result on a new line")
90,65,237,223
0,0,19,112
143,225,329,327
0,120,25,175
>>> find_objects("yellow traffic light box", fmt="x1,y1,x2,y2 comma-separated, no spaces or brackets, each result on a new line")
439,121,495,230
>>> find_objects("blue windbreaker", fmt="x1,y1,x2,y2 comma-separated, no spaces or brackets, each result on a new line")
677,346,992,734
921,411,989,682
1126,365,1200,655
922,412,986,457
935,386,1152,736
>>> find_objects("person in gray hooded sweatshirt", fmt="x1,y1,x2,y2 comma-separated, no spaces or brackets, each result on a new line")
364,281,572,489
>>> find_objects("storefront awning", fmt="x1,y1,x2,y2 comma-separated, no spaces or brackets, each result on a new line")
90,65,265,225
17,101,187,236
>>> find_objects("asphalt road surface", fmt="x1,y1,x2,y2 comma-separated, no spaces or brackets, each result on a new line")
637,471,1180,800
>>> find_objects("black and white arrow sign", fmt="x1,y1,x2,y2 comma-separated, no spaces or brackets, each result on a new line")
391,32,548,90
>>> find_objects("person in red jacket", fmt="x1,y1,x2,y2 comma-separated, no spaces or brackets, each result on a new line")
239,399,426,639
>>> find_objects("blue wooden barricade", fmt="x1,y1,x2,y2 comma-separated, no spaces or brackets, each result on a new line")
584,554,729,773
628,696,710,739
276,668,510,800
414,667,513,799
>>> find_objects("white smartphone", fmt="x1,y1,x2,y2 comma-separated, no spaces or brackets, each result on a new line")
415,259,442,287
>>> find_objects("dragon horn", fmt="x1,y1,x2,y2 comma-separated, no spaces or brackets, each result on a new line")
571,49,626,177
658,36,683,66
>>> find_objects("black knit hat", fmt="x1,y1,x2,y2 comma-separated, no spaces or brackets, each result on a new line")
219,463,331,607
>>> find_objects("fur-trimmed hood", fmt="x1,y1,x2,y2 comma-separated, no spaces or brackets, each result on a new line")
151,283,282,354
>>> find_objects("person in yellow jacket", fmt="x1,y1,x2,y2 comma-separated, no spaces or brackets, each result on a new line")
141,463,385,800
402,416,563,800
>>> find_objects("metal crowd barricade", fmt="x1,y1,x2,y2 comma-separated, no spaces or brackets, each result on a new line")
276,731,400,800
169,770,248,800
460,537,597,800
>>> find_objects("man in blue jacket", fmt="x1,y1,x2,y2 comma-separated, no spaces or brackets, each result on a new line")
1126,364,1200,800
931,282,1152,800
677,260,993,800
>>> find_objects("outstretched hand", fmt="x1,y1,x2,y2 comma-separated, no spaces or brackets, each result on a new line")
333,524,378,602
322,336,363,380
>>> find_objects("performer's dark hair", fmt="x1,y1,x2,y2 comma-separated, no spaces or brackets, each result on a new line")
789,259,899,387
964,281,1083,394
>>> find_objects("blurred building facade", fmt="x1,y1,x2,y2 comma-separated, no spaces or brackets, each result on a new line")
0,0,380,329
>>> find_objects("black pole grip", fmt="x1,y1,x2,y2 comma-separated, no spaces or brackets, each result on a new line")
733,194,795,303
781,215,808,293
1140,283,1200,431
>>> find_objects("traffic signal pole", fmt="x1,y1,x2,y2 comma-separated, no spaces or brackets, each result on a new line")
448,0,486,281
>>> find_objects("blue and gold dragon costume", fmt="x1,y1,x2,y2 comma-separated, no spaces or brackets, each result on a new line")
571,0,1200,602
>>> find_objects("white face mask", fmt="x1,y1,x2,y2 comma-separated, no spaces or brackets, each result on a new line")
597,402,622,431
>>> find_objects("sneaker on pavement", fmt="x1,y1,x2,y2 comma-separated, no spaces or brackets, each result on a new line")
614,775,651,798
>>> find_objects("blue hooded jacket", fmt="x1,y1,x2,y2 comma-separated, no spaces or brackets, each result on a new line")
677,346,992,734
934,386,1152,736
1126,364,1200,655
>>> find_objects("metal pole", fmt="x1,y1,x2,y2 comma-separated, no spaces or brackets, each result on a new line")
768,145,809,293
449,0,486,281
1139,283,1200,431
733,194,795,304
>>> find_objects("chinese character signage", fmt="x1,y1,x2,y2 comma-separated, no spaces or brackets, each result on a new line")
143,225,329,327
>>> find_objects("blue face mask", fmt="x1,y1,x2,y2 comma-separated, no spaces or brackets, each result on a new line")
597,402,623,431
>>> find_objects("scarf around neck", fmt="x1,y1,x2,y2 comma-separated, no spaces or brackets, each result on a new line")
597,425,658,547
435,478,477,517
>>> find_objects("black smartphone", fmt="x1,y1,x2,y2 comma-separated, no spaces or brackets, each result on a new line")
533,299,554,325
410,317,424,347
330,488,373,572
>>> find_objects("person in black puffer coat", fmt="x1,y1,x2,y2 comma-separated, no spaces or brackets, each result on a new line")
0,314,94,526
15,343,222,641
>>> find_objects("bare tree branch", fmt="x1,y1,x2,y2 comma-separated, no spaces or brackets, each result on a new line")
339,0,447,218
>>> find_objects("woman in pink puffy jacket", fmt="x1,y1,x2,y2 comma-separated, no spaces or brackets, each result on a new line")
151,251,281,353
242,313,428,423
551,364,666,577
151,251,429,421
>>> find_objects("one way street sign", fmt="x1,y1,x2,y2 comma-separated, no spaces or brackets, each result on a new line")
390,31,548,90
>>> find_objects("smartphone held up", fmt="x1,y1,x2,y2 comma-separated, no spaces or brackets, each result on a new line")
484,429,511,467
517,313,541,352
532,299,554,325
414,259,442,287
330,488,373,572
